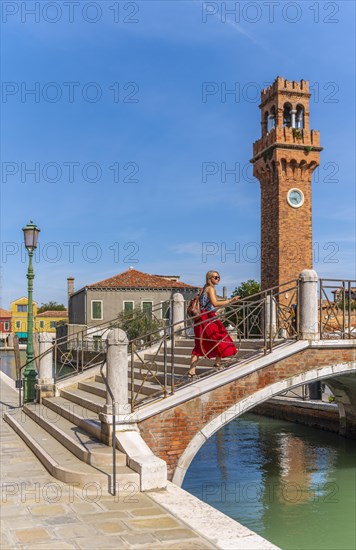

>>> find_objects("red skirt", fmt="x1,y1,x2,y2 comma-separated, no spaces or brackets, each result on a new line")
192,310,237,359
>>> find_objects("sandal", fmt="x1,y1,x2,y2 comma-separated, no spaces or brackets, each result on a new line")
186,371,200,380
214,364,224,371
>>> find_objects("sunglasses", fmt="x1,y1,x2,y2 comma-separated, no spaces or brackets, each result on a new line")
212,275,220,280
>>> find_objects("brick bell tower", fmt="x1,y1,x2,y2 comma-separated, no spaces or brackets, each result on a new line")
251,77,323,290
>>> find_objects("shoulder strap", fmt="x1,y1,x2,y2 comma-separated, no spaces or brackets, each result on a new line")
197,284,206,298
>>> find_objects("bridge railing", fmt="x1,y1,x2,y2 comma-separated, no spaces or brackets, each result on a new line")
319,279,356,340
23,271,355,409
127,278,299,410
16,300,170,405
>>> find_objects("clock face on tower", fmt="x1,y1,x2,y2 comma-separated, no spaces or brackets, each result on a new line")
287,188,304,208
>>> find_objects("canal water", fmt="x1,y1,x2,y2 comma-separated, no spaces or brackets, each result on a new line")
183,413,356,550
0,350,27,380
0,350,75,381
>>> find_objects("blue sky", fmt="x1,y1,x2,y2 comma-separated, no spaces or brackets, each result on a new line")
1,0,355,308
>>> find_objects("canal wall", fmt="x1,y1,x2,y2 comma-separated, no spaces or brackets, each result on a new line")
253,397,341,435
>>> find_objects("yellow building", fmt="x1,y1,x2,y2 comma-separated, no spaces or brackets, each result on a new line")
35,310,68,333
11,297,38,341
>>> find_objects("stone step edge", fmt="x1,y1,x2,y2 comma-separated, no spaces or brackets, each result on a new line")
23,403,122,468
3,411,112,488
43,396,102,440
60,387,105,413
78,380,160,398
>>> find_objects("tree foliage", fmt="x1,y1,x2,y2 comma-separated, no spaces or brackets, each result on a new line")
231,279,261,299
336,298,356,311
37,301,67,313
225,280,262,336
113,307,164,344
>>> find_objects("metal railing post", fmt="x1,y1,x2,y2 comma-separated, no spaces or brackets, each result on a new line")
131,343,135,413
163,328,167,398
342,281,346,339
269,291,273,352
263,291,267,355
319,278,323,339
170,327,175,395
348,281,352,338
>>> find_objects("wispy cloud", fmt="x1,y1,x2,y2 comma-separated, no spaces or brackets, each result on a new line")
170,242,203,256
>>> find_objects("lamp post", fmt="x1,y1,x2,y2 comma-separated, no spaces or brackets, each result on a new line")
23,221,40,402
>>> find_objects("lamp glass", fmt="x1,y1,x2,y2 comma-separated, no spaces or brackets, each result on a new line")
23,221,40,250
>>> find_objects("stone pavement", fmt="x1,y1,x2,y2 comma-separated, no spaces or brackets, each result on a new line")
1,374,280,550
0,377,216,550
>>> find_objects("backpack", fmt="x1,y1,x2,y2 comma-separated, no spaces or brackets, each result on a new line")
187,287,204,318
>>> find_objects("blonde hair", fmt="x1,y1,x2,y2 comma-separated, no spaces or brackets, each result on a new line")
205,270,219,285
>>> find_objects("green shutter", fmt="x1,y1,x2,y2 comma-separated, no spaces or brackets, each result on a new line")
92,301,102,319
124,302,134,313
142,302,152,318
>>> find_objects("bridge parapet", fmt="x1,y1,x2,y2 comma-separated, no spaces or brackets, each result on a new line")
129,340,356,484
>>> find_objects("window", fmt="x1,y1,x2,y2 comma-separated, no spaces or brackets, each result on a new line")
123,301,134,314
39,321,45,329
17,305,28,312
50,321,56,328
263,111,268,134
4,322,9,330
16,321,21,329
91,301,103,320
142,301,153,318
283,103,292,127
268,107,276,131
296,105,304,129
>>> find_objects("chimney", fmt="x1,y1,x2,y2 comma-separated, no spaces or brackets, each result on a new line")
67,277,74,300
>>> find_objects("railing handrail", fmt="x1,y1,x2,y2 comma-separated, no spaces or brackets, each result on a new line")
319,278,356,284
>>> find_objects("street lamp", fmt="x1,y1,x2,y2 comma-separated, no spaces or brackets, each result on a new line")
22,221,40,402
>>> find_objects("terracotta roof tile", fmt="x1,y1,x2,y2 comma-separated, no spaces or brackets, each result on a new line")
0,308,11,317
36,310,68,318
88,269,197,290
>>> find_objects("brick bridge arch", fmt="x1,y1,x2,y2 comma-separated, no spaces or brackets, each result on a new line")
172,363,355,486
135,342,356,486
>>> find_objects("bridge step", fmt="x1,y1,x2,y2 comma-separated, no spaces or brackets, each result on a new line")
175,338,265,350
4,408,139,490
142,349,259,366
23,402,126,468
79,378,159,398
78,380,107,399
42,395,102,440
60,387,106,414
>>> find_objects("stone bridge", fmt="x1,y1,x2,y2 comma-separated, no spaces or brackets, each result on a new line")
124,339,356,485
6,270,356,493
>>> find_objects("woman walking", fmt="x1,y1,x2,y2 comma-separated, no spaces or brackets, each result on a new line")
187,271,239,379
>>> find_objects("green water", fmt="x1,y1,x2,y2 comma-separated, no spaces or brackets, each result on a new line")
0,350,76,381
0,350,27,380
183,413,356,550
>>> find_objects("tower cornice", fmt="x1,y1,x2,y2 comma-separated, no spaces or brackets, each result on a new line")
250,142,323,164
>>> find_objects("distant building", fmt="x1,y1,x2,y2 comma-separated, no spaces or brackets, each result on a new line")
35,310,68,333
11,297,38,342
332,287,356,303
0,308,12,342
68,268,199,327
